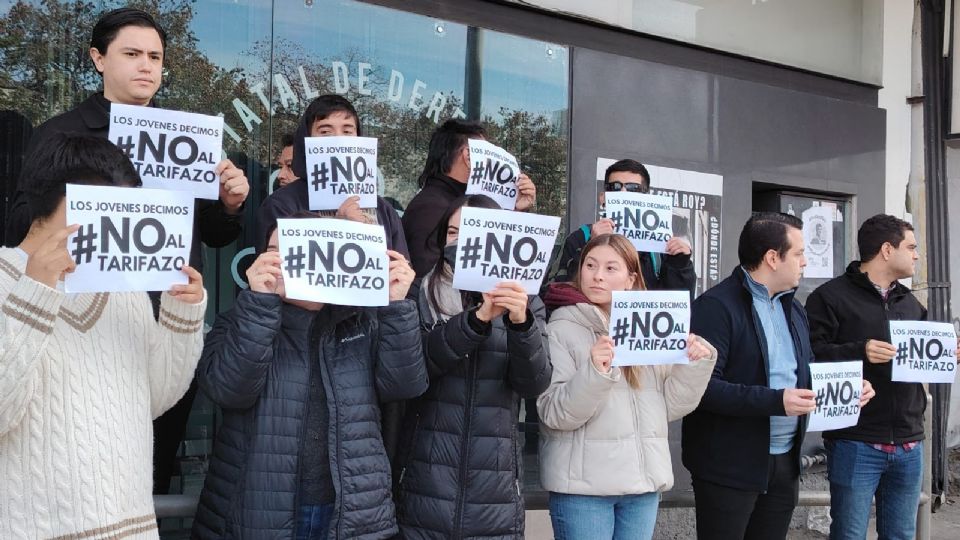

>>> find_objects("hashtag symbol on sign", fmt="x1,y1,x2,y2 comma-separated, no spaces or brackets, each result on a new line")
609,211,623,230
814,387,826,413
71,224,98,264
460,237,482,269
611,317,630,346
284,245,306,278
895,342,909,365
311,162,331,191
115,135,135,158
470,162,485,183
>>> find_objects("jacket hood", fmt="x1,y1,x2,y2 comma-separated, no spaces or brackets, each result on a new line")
291,112,313,181
549,301,608,335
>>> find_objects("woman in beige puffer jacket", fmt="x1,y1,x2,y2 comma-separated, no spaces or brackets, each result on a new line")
537,233,716,540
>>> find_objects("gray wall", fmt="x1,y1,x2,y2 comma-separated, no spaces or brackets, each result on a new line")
570,47,886,274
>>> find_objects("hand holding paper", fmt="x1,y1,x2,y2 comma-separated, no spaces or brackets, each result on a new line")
860,379,875,408
665,237,692,256
783,388,816,417
591,335,616,374
685,334,711,362
25,224,80,288
217,159,250,212
387,250,415,302
591,218,615,237
516,173,537,211
246,252,284,295
477,292,507,323
336,196,367,224
489,282,528,324
169,265,205,305
865,339,896,364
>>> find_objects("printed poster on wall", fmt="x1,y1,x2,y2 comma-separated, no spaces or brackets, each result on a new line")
802,205,835,279
597,158,723,296
65,185,194,293
109,103,223,200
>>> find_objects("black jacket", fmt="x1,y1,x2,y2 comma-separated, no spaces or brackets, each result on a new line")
551,225,697,297
805,261,927,444
255,179,407,256
395,282,552,539
682,266,812,491
192,291,428,540
4,93,243,270
402,174,467,276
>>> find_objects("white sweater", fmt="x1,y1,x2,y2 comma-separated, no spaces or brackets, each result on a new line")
0,248,206,539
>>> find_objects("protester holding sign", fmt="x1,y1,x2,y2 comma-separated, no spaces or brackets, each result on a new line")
395,195,551,539
403,119,538,276
551,159,696,297
537,233,715,540
256,94,407,255
806,214,931,540
192,216,427,540
0,134,206,539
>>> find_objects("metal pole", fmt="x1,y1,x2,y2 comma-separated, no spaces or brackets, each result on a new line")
917,390,933,540
464,26,483,120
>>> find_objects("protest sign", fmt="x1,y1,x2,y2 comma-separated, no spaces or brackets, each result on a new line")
596,158,724,296
605,192,674,253
65,184,194,293
109,103,223,199
466,139,520,210
802,205,834,279
608,290,690,366
451,207,559,294
277,218,389,306
303,136,378,211
890,321,957,384
808,361,862,432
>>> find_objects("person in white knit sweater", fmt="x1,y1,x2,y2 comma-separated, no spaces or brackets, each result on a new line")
538,233,716,540
0,133,207,539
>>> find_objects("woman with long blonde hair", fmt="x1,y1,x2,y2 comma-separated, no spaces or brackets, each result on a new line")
538,233,716,539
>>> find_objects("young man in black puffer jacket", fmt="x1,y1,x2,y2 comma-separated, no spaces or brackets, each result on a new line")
192,221,427,540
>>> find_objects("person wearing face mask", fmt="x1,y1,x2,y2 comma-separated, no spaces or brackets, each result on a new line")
192,214,427,540
550,159,696,298
256,95,408,256
394,195,552,539
537,233,716,540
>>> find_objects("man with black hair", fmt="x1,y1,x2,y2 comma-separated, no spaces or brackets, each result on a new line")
272,132,298,191
4,7,249,266
551,159,696,295
402,118,538,276
0,133,206,538
806,214,928,540
682,212,874,540
256,94,407,255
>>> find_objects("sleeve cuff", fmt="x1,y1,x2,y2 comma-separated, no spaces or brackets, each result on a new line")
159,290,207,333
467,308,493,335
504,310,535,332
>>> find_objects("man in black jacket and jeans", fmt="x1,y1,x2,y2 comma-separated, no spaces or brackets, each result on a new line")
806,214,928,540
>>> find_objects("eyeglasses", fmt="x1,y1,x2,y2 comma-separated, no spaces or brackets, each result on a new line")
604,181,648,193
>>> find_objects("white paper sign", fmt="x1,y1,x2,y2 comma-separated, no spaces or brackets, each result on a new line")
108,103,223,200
451,207,559,294
466,139,520,210
802,205,834,278
277,218,389,306
65,185,194,293
303,136,378,211
608,290,690,366
890,321,957,383
808,361,863,432
605,192,674,253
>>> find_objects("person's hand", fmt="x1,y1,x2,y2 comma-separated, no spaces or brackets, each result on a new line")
489,281,529,324
217,159,250,214
685,333,711,362
515,173,537,211
665,237,692,256
865,339,897,364
783,388,817,416
169,265,205,304
336,195,368,223
246,252,283,294
591,218,615,237
24,224,81,288
476,291,508,322
387,250,415,302
591,336,616,374
860,379,876,408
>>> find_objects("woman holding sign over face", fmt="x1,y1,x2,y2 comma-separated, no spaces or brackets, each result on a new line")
537,233,716,540
394,195,552,539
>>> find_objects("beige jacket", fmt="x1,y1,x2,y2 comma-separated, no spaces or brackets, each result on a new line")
537,303,716,496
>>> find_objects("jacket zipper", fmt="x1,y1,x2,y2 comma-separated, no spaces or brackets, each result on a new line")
454,353,477,540
398,412,421,488
291,317,321,532
317,332,344,540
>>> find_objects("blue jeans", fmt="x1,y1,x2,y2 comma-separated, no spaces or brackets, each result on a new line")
295,504,334,540
826,439,923,540
549,491,660,540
